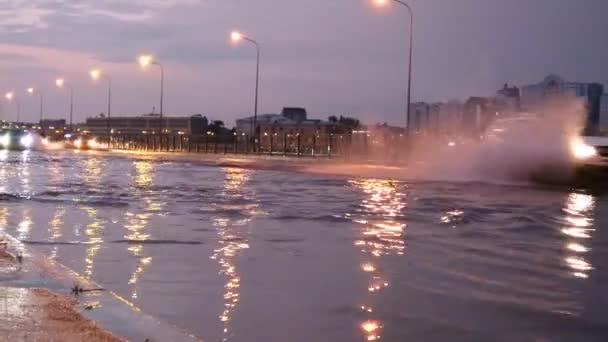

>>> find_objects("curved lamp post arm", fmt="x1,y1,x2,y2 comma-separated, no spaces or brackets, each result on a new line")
242,36,261,150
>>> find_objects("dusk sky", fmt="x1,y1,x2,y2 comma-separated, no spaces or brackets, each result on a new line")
0,0,606,126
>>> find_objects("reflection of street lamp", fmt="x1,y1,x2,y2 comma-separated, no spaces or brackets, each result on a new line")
27,87,44,123
90,69,113,138
373,0,414,132
138,55,164,134
55,78,74,131
231,30,261,151
5,92,20,123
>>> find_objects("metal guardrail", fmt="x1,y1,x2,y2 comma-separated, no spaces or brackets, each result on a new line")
97,132,412,161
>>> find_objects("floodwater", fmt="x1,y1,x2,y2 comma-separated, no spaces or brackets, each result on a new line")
0,150,607,341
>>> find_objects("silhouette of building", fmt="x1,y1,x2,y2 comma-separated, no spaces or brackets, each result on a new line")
409,102,430,133
463,97,496,138
85,114,208,135
600,94,608,134
438,100,464,134
281,107,307,122
520,74,605,134
496,83,521,112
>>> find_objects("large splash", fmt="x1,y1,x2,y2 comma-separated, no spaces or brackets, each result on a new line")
297,97,587,185
410,97,587,184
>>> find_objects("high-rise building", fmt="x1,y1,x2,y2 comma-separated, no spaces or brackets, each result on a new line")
462,97,495,138
520,74,605,134
409,102,430,133
496,83,521,112
600,94,608,134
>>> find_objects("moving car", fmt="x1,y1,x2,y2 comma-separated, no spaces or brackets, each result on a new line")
571,136,608,166
0,129,47,151
64,133,100,150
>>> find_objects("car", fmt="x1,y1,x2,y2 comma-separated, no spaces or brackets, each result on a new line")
0,129,47,151
64,134,101,150
571,136,608,166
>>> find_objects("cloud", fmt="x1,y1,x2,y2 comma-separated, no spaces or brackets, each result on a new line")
0,0,605,126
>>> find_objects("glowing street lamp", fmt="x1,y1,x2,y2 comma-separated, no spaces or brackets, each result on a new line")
4,91,21,123
230,30,261,151
90,68,113,138
55,77,74,131
138,54,164,134
27,87,44,123
372,0,414,133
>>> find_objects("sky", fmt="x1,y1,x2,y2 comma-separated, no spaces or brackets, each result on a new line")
0,0,606,126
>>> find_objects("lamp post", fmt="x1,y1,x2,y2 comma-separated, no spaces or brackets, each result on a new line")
231,30,261,151
27,87,43,124
373,0,414,132
138,55,164,135
55,78,74,131
90,69,113,143
4,92,20,124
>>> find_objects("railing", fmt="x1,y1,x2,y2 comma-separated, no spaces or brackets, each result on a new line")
97,132,414,162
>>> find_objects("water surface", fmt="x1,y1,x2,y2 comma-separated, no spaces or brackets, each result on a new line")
0,150,607,341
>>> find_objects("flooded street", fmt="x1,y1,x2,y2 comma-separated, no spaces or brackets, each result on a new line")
0,150,607,341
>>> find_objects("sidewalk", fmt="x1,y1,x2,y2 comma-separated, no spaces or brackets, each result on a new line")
0,249,123,342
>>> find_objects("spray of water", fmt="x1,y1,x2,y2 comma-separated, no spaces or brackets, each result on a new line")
298,97,587,185
403,97,587,184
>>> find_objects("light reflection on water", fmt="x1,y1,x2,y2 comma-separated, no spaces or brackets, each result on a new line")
561,192,595,279
0,151,605,341
48,207,65,260
211,167,255,341
350,178,407,341
126,160,156,300
19,151,31,194
82,157,103,185
0,207,8,233
17,207,32,242
83,206,103,279
80,155,105,280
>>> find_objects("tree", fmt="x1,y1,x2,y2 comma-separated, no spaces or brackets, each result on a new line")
336,115,361,133
208,120,227,135
328,115,338,123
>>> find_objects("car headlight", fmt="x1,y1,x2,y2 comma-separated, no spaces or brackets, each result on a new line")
41,138,49,146
74,139,82,148
0,133,9,147
88,138,99,149
20,134,33,148
570,138,597,160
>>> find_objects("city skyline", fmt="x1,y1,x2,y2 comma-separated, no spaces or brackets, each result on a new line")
0,0,606,125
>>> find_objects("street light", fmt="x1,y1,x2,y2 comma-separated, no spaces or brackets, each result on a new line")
90,68,113,140
373,0,414,133
55,77,74,131
5,92,20,124
231,30,261,151
27,87,44,123
138,54,164,135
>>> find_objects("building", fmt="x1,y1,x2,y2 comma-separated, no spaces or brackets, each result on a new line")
236,107,315,135
496,83,521,112
39,119,68,138
281,107,307,122
40,119,67,132
236,107,342,154
600,94,608,133
520,74,605,134
462,97,496,138
409,102,430,133
85,114,208,135
438,100,464,134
